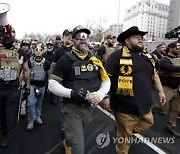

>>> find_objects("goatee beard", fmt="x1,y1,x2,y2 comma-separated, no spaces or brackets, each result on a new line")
77,46,88,53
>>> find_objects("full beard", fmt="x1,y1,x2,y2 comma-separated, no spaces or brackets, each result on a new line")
75,43,88,53
107,42,113,48
172,50,180,56
131,44,144,52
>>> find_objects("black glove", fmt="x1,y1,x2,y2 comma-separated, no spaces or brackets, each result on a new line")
71,88,88,102
23,87,30,96
21,87,30,101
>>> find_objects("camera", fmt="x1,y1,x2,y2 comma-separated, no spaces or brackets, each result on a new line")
165,26,180,39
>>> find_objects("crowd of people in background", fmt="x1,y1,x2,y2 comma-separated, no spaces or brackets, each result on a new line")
0,22,180,154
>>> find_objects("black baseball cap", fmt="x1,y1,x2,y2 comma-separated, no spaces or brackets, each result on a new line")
72,25,90,38
168,42,177,48
106,34,116,39
63,29,72,36
56,36,61,40
156,42,166,48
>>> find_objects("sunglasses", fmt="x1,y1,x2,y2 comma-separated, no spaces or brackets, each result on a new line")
46,43,53,46
34,48,44,52
74,32,89,40
22,43,29,46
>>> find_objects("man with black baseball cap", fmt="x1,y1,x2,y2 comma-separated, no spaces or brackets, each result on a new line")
52,29,73,65
48,29,73,138
151,42,166,60
71,25,90,38
48,25,110,154
97,33,116,64
105,26,166,154
63,29,72,36
53,36,61,50
56,36,61,41
153,41,180,137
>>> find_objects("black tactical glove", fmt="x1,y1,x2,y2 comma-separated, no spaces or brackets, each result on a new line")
24,87,30,96
21,87,30,101
71,88,88,102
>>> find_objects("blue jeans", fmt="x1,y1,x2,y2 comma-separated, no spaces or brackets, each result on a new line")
27,85,45,122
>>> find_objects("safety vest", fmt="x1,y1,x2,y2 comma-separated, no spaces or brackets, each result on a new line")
63,52,101,92
102,44,115,63
159,56,180,78
0,44,20,81
30,57,46,81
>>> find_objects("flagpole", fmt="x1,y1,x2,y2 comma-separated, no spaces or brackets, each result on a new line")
117,0,120,36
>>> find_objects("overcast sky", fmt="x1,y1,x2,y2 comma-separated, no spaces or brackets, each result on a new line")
1,0,170,39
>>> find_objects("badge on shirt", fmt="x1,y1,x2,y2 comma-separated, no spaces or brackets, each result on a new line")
87,64,94,71
81,65,87,72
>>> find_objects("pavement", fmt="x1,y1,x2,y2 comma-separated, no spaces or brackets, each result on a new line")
0,100,180,154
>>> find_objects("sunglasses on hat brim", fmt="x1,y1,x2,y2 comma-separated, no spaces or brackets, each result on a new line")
34,48,44,52
74,32,89,40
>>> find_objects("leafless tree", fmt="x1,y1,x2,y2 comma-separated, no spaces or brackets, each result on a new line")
86,17,107,42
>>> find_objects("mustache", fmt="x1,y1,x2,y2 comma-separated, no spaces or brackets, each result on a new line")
79,39,87,44
80,41,87,45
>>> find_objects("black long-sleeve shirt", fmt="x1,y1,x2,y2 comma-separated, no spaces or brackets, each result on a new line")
160,56,180,72
96,45,106,61
159,55,180,88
